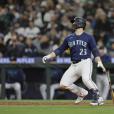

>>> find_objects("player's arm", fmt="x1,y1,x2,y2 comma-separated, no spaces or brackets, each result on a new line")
42,52,56,63
95,56,106,72
42,38,68,63
89,36,106,72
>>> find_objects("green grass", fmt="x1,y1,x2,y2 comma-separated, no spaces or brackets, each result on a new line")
0,100,114,114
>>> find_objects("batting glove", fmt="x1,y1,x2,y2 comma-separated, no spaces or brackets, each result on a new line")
97,61,106,72
42,56,49,63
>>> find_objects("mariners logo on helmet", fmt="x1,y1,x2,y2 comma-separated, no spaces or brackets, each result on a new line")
73,17,86,29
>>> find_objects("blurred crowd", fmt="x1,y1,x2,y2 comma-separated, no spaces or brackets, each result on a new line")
0,0,114,59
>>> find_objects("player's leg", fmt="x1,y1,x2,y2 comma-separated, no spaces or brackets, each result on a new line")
60,64,88,98
39,84,47,99
82,59,97,89
81,59,103,105
101,74,109,100
5,83,12,89
96,75,103,96
50,83,59,100
12,83,22,99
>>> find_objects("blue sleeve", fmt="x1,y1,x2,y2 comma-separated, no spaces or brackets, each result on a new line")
54,38,68,55
89,36,100,57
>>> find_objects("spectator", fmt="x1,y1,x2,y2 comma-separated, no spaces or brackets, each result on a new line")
94,8,111,44
38,35,52,56
74,0,85,17
0,33,6,57
106,32,114,56
24,21,40,38
6,34,24,60
4,29,17,45
60,15,72,31
83,1,96,18
15,22,25,37
108,8,114,33
85,20,93,35
33,33,42,51
18,14,29,28
23,38,38,57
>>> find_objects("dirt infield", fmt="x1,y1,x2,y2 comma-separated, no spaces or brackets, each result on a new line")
0,101,113,106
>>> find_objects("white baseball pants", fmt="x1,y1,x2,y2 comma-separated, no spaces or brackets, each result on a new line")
60,58,98,96
96,74,109,100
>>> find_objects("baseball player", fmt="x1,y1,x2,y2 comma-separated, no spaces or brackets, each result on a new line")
96,46,111,100
42,17,106,105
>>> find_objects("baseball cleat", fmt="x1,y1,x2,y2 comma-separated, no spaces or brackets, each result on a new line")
75,90,88,104
75,96,84,104
90,97,104,106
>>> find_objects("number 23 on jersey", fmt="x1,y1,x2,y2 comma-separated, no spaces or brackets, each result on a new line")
80,48,87,55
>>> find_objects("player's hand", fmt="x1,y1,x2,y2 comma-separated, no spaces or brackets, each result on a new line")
42,56,49,63
97,61,106,72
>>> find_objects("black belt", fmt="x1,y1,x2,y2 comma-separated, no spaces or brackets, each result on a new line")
72,60,82,64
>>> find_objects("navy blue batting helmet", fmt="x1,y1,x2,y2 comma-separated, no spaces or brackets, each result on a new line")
73,17,86,29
